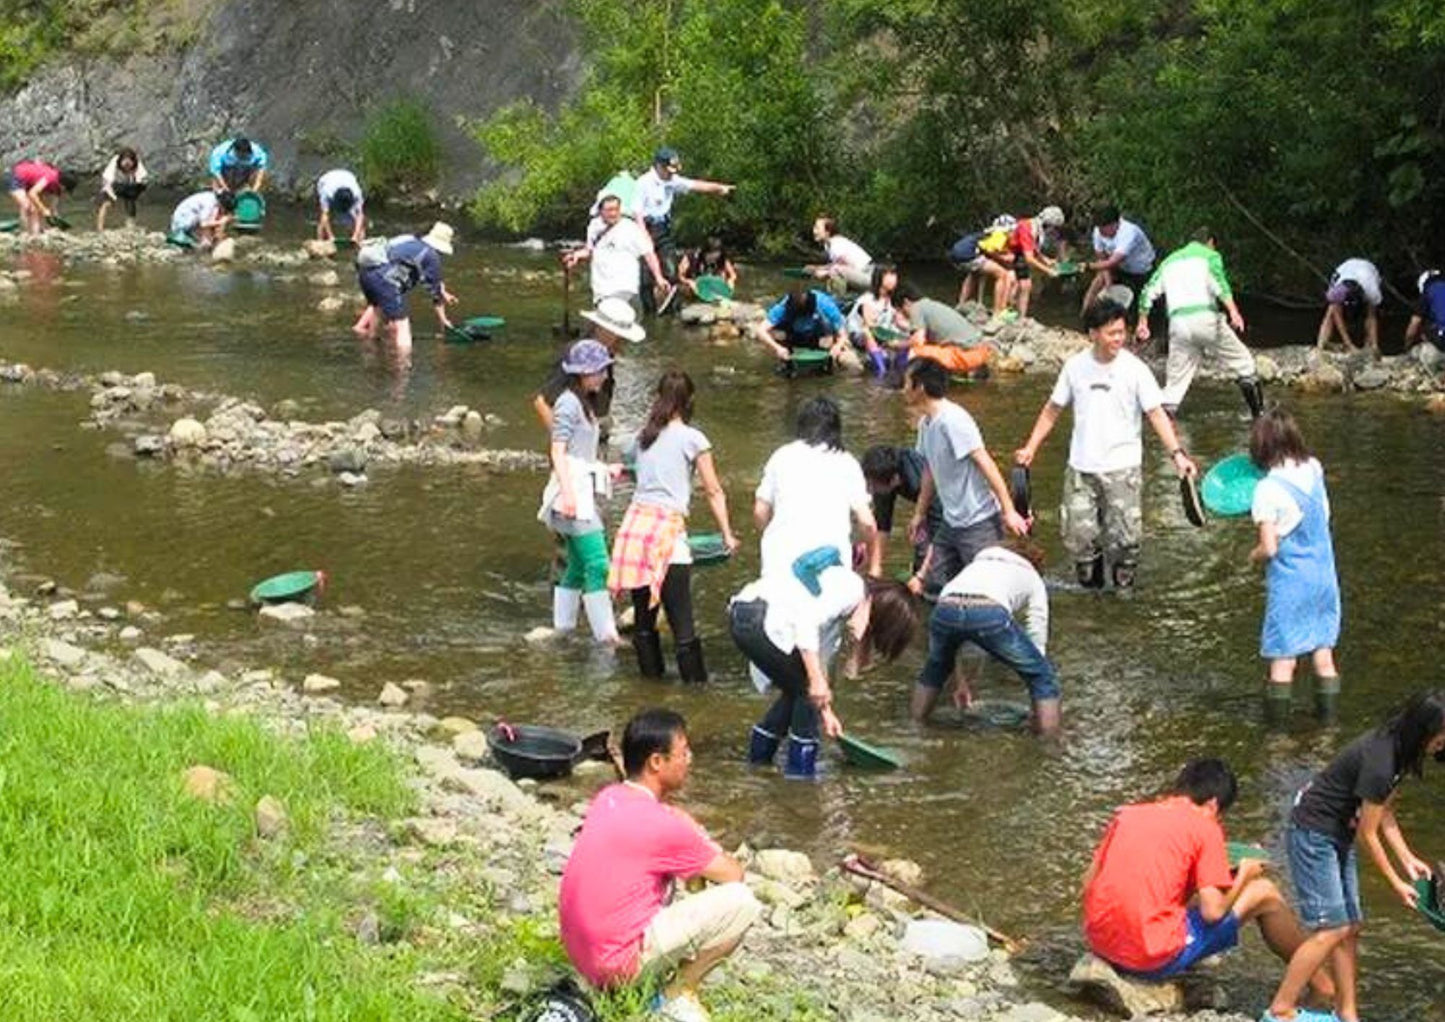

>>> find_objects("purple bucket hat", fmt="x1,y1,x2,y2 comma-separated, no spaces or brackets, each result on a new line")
561,339,615,375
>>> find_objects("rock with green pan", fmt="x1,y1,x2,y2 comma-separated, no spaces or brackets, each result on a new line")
1201,453,1265,517
695,275,734,304
249,570,325,606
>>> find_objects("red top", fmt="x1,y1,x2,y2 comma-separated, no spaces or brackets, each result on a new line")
1008,218,1038,257
12,160,61,193
559,783,721,987
1082,796,1234,971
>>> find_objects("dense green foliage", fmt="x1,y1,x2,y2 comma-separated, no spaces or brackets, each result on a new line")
0,0,205,89
473,0,1445,290
360,100,443,197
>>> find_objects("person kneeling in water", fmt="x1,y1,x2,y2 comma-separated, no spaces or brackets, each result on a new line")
730,557,917,778
912,536,1059,736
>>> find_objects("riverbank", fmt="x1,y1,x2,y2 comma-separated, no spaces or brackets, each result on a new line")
0,561,1253,1022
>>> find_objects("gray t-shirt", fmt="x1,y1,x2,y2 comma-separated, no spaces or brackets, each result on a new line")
916,399,999,528
550,390,602,536
629,421,711,515
910,298,981,347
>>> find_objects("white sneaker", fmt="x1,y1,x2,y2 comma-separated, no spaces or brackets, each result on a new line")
654,991,710,1022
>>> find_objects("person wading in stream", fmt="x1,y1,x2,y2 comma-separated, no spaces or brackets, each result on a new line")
315,168,366,245
96,147,147,231
560,709,761,1022
352,222,459,361
539,340,623,645
732,560,917,777
566,192,668,311
207,137,269,194
608,370,740,683
1016,297,1197,590
863,443,942,576
912,536,1060,736
1083,759,1338,1006
1135,227,1264,418
1247,408,1341,724
169,189,236,249
6,160,77,237
632,147,735,315
1262,692,1445,1022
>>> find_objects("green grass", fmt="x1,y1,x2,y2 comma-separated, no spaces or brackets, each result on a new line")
359,100,443,198
0,655,466,1021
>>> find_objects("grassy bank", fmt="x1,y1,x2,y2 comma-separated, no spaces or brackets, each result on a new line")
0,654,464,1021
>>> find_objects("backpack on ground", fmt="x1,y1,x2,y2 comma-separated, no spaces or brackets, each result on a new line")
522,978,596,1022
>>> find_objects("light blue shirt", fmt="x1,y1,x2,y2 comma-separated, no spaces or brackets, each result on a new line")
208,139,270,176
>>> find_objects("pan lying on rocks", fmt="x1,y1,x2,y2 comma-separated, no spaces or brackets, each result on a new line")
487,722,614,781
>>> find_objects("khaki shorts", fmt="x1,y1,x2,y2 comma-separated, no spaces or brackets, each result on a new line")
638,882,761,975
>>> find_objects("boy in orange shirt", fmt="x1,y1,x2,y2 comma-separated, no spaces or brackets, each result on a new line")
1082,759,1335,1008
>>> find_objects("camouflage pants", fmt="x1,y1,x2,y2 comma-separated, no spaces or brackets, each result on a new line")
1060,466,1142,566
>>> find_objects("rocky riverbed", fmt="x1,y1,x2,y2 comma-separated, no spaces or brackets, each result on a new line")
0,558,1256,1022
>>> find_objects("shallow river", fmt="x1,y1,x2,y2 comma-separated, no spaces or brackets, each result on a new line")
2,205,1442,1016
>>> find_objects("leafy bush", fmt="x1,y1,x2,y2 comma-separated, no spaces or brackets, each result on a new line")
359,99,443,197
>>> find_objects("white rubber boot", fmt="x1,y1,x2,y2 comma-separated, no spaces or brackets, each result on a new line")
582,591,620,644
552,588,582,632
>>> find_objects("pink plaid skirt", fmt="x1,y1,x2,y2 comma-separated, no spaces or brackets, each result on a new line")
608,502,684,606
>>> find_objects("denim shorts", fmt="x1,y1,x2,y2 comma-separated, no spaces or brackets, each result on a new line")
1287,824,1361,930
1122,907,1240,980
3,170,18,193
358,266,408,321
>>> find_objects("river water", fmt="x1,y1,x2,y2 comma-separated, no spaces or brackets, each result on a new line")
2,206,1442,1017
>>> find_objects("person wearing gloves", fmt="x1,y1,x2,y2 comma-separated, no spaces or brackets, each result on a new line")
912,537,1059,735
609,370,740,683
96,147,147,230
539,340,623,645
730,559,917,778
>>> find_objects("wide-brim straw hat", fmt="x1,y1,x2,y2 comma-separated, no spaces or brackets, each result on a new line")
580,297,647,343
421,221,455,255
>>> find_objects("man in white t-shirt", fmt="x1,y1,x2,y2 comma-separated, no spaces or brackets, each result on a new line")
1016,297,1198,589
632,147,734,313
564,193,668,309
811,216,874,293
316,169,366,244
1316,257,1382,355
1081,205,1156,313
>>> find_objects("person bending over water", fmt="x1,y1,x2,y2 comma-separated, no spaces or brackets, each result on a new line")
1247,407,1341,723
352,223,458,359
96,148,147,230
6,160,77,236
609,370,740,683
169,189,236,249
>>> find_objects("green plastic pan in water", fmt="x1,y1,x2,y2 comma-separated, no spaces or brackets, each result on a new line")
695,275,734,304
872,323,908,343
1201,453,1265,518
0,218,19,233
46,213,72,231
249,569,326,606
837,732,903,770
233,191,266,232
963,699,1031,729
1227,841,1270,869
462,316,506,331
688,532,731,566
1054,259,1083,278
781,267,815,280
165,230,197,250
780,347,833,379
1414,876,1445,933
445,324,491,344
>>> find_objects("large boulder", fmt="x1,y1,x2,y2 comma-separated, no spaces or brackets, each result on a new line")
1068,952,1189,1017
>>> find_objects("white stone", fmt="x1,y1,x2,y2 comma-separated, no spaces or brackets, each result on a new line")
353,421,381,444
753,848,816,885
168,417,207,447
901,919,989,968
48,599,79,620
42,638,88,667
452,730,490,763
446,767,532,813
258,602,314,625
377,682,408,707
523,626,555,643
301,673,342,694
133,646,187,679
211,238,237,262
119,625,143,642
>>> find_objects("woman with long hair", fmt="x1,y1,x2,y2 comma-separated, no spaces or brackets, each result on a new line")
731,567,918,778
608,369,739,682
1248,407,1341,720
539,339,620,644
1263,691,1445,1022
847,264,902,375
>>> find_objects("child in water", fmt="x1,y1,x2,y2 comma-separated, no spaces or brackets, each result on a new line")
1248,408,1341,721
1262,691,1445,1022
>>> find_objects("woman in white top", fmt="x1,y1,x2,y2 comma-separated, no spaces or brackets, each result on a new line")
607,370,739,682
96,147,147,230
754,396,882,580
1248,407,1341,721
846,264,902,376
810,215,874,292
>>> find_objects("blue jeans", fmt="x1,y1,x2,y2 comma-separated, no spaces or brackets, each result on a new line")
1287,824,1361,930
919,599,1060,701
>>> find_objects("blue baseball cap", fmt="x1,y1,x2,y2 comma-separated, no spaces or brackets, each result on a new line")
653,147,681,168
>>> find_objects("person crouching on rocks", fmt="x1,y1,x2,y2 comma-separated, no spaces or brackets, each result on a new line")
609,370,740,683
560,708,761,1022
96,147,147,231
169,189,237,249
1082,759,1337,1006
912,537,1059,736
540,339,623,645
731,557,917,778
6,160,78,237
751,284,853,368
352,222,458,358
1248,407,1341,723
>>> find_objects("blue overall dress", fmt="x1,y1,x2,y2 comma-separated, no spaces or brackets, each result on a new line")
1260,472,1341,659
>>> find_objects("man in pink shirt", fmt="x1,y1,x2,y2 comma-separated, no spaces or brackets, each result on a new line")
560,709,759,1022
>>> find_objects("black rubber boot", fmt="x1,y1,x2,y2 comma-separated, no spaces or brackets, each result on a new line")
1237,377,1265,419
675,638,708,684
1112,561,1138,589
1315,675,1341,723
1264,682,1292,727
632,629,665,679
1076,555,1105,589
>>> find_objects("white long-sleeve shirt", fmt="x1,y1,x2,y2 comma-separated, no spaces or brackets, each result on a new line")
939,546,1049,652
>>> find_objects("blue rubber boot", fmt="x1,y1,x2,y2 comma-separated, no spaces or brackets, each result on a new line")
748,726,780,765
783,733,819,779
868,349,888,377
